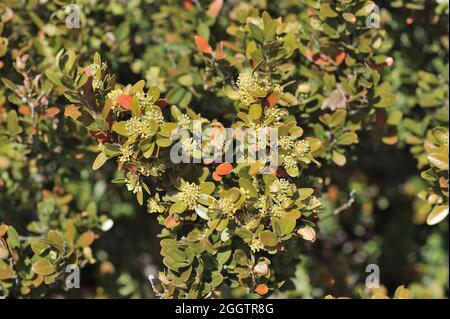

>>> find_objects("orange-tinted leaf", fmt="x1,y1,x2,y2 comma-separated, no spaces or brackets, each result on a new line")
65,104,82,120
83,67,93,77
334,51,346,66
221,41,242,53
18,106,32,116
216,162,233,176
194,35,213,54
117,95,133,110
266,92,282,107
77,230,95,246
212,171,222,181
215,42,227,60
207,0,223,18
303,50,314,60
313,54,330,66
46,107,60,118
255,283,269,295
164,216,180,229
183,0,194,10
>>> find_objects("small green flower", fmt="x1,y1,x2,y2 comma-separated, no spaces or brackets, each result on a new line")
249,238,264,253
179,182,201,210
107,88,124,113
237,72,269,106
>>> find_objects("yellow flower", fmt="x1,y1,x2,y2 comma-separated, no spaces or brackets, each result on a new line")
126,177,142,194
106,88,124,112
217,198,235,217
147,195,165,213
279,136,294,150
237,73,269,106
179,182,201,210
249,238,264,253
241,212,260,230
270,205,284,218
119,145,133,162
294,139,311,158
125,117,143,136
87,62,106,89
282,155,297,169
136,92,155,109
144,106,165,125
177,114,192,129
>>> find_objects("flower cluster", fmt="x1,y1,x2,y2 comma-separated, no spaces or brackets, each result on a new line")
236,72,270,106
179,182,202,210
106,88,124,113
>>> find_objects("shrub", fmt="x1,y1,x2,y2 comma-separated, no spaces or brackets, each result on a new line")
0,0,448,299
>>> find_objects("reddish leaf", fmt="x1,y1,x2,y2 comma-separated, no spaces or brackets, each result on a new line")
18,106,32,116
215,162,233,176
194,35,213,54
164,216,179,229
117,95,133,110
46,107,60,118
83,67,93,77
221,41,242,53
334,51,346,66
156,98,170,108
255,284,269,295
266,92,282,107
64,104,81,120
212,171,222,182
215,42,227,60
207,0,223,18
182,0,194,10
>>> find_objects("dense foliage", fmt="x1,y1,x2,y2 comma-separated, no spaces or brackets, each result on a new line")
0,0,448,299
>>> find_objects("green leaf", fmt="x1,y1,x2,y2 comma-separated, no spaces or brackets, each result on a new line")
45,68,64,87
320,4,338,18
7,110,22,137
0,265,14,280
103,143,122,157
259,230,278,247
200,182,215,195
248,23,265,43
298,188,314,201
195,205,210,220
336,132,358,145
32,259,55,276
113,121,130,136
156,137,173,148
30,238,48,256
249,104,262,120
169,201,188,214
262,11,277,41
47,230,64,251
217,248,232,266
332,150,347,166
342,13,356,23
278,217,296,236
6,226,20,250
238,178,258,198
1,78,16,91
428,153,449,171
427,205,449,226
92,152,109,170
